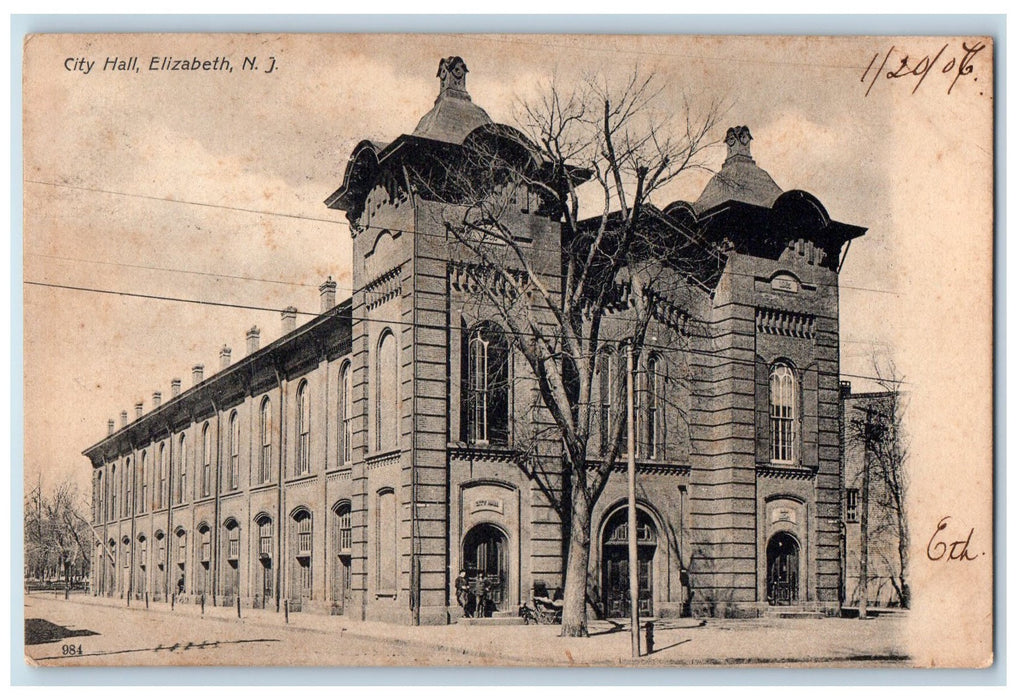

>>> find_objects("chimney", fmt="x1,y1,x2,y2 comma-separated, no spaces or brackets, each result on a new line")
219,345,232,370
246,326,261,354
153,391,162,408
192,364,205,386
134,402,143,420
319,276,337,313
107,419,115,436
171,378,182,397
120,410,128,428
281,306,298,334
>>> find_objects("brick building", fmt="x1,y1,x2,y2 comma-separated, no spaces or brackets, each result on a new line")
840,386,907,608
84,57,866,622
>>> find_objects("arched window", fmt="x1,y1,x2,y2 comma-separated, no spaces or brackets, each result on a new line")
259,397,272,484
199,525,211,563
228,411,240,490
598,348,615,454
339,363,352,464
645,354,663,459
139,451,148,514
95,471,103,522
463,321,509,445
157,443,166,509
376,489,397,592
155,531,166,569
376,330,398,451
770,363,798,463
334,502,352,554
225,519,240,561
178,433,188,503
296,381,310,475
110,465,117,518
123,458,131,517
256,515,273,601
175,528,187,566
292,509,312,599
201,423,212,497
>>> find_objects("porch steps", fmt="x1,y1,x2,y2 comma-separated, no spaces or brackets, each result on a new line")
765,607,826,619
458,610,525,625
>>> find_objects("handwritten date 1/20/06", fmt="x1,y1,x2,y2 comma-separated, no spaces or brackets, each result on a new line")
861,41,987,97
926,516,982,562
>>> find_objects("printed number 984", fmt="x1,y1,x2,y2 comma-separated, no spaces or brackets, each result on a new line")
61,644,83,656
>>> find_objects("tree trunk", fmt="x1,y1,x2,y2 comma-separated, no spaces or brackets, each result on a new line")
560,481,592,637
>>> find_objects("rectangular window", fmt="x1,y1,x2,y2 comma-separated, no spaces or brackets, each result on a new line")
228,532,240,560
846,488,859,523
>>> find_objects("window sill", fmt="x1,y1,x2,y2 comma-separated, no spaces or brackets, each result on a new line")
375,590,397,599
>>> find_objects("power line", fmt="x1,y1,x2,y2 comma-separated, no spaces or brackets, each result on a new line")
27,252,321,289
26,176,898,296
24,278,903,385
25,179,343,226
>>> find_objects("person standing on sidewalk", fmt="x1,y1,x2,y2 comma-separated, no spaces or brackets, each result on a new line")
455,570,472,618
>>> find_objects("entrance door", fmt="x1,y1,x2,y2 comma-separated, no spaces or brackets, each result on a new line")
601,508,656,618
766,532,800,605
462,524,508,614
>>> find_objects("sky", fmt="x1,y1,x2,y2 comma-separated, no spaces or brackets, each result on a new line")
22,33,991,513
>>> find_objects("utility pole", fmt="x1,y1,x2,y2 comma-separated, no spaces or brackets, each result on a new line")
626,344,640,658
858,406,873,620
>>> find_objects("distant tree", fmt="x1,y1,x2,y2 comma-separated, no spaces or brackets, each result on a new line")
849,359,910,609
417,68,721,636
24,477,92,586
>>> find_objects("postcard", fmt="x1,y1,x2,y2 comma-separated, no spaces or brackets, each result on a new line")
21,32,993,668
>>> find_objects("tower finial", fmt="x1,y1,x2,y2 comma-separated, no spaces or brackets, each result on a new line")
437,56,469,98
724,125,753,161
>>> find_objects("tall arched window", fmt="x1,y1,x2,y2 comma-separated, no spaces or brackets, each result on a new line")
598,348,615,455
110,465,117,518
123,458,131,517
770,362,798,463
376,330,398,451
645,354,663,459
95,471,103,522
157,443,166,509
292,509,312,600
228,411,240,490
256,515,273,601
296,381,310,475
201,423,212,497
178,433,188,503
339,363,352,464
139,451,148,514
259,397,272,484
463,321,509,445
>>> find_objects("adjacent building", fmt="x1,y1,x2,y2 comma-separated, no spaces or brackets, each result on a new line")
84,57,866,622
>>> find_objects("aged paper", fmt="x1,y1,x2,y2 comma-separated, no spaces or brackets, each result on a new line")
22,33,993,668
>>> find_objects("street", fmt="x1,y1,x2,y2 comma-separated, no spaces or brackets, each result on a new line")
25,593,910,667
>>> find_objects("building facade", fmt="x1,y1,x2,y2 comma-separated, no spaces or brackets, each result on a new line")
84,57,866,622
840,385,907,609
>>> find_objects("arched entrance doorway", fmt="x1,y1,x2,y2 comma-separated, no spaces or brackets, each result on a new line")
462,523,508,616
601,507,657,618
766,531,800,605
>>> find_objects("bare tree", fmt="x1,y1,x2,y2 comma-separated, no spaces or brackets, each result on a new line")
414,70,721,636
24,477,93,587
849,359,910,609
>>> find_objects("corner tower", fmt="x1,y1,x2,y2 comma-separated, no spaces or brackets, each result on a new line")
326,58,569,624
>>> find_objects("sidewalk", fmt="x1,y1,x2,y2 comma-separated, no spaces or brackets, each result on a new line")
32,592,909,666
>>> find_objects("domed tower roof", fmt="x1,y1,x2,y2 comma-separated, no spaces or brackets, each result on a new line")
412,56,493,145
693,126,783,214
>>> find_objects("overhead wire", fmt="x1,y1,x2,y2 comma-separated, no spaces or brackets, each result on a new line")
24,278,903,385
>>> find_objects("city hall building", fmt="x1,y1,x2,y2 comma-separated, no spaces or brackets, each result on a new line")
84,57,866,623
